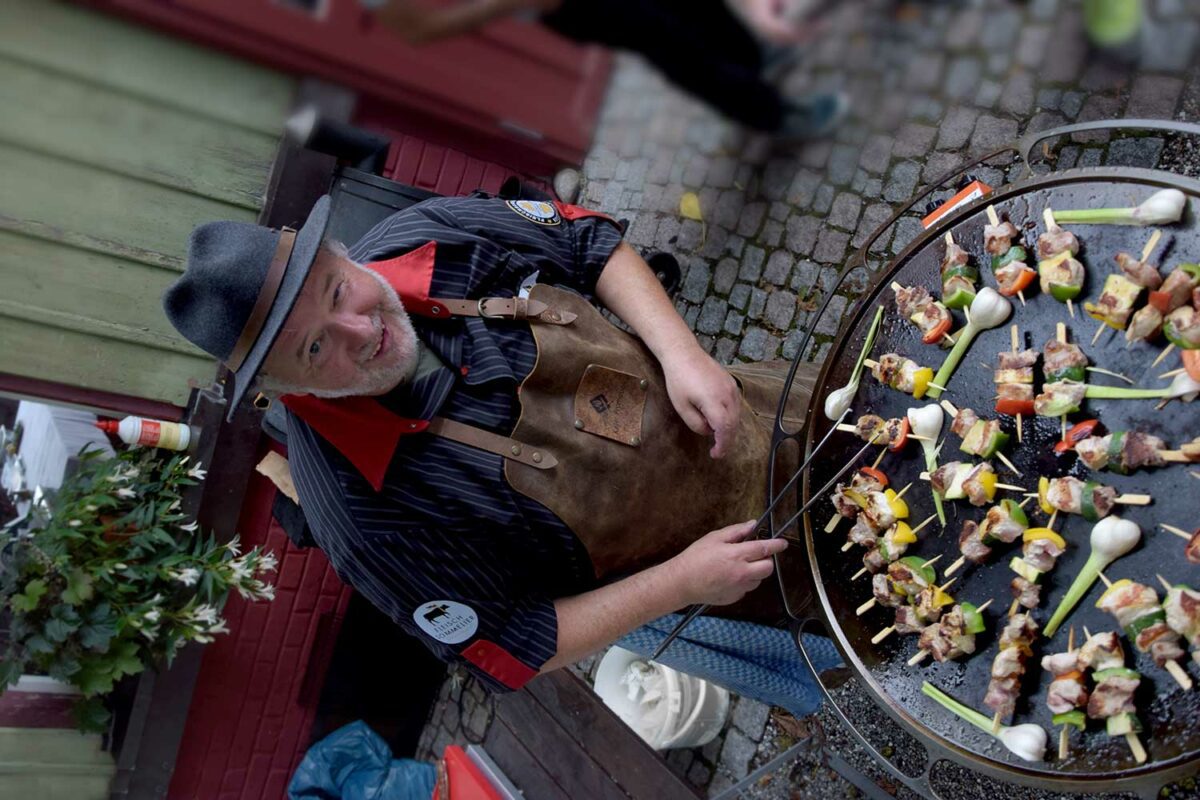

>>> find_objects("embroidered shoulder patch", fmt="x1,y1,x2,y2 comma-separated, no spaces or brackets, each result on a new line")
506,199,561,226
413,599,479,644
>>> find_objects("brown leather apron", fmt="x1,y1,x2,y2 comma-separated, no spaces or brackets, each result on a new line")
501,284,817,624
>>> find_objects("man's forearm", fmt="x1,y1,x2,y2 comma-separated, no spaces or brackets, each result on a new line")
596,242,703,363
541,559,686,673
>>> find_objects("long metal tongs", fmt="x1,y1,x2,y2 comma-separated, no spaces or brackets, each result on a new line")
650,412,879,659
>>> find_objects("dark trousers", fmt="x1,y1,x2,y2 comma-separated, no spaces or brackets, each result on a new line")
541,0,786,131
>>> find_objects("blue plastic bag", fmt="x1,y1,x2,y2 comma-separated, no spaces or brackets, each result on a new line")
288,720,436,800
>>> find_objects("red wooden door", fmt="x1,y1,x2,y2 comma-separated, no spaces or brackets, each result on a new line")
84,0,611,175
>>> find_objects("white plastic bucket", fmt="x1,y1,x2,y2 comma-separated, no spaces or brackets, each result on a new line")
593,646,730,750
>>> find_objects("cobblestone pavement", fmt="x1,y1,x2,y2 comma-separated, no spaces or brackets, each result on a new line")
415,0,1200,797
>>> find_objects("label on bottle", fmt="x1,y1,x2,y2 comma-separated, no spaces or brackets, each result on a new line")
137,420,161,446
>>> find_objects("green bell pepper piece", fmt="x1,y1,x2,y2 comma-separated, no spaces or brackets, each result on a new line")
1053,710,1087,731
1002,498,1029,528
943,287,975,309
1123,608,1166,641
961,602,986,634
1094,666,1141,683
1049,282,1082,302
992,246,1027,271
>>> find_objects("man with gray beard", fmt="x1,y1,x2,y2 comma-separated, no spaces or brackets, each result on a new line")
163,193,841,715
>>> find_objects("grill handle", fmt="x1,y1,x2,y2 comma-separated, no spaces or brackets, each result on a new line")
1016,118,1200,179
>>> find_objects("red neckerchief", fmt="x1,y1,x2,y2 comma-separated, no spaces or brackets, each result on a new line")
279,202,613,491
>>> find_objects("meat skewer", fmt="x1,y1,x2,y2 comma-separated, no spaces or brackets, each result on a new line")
1036,325,1087,429
940,399,1020,474
908,598,992,666
1038,208,1085,318
922,462,1026,507
1095,574,1193,690
1129,263,1200,346
872,576,957,644
826,466,890,534
1034,476,1150,521
851,514,937,578
856,555,941,615
1085,231,1160,345
944,498,1030,577
1008,527,1067,616
838,482,912,552
864,355,941,399
1069,430,1196,473
891,282,956,346
1157,574,1200,667
995,326,1036,442
1042,627,1087,760
985,206,1034,303
986,612,1039,731
941,231,979,310
1160,523,1200,565
1080,627,1147,764
835,415,931,450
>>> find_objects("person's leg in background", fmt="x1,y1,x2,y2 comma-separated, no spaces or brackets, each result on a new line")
616,614,843,719
540,0,847,138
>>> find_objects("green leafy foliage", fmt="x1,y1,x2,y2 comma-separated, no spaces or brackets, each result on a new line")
0,447,277,734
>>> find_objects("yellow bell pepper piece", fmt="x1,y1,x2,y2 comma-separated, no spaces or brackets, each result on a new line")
1096,578,1133,608
1037,476,1054,515
844,488,868,508
932,586,956,608
977,470,997,501
1022,527,1066,550
912,367,933,400
891,521,916,545
884,488,910,519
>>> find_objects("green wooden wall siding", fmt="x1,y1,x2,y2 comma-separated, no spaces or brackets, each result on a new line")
0,0,296,407
0,727,115,800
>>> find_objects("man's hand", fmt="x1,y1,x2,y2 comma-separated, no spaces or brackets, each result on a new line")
667,520,786,607
730,0,812,45
661,343,742,459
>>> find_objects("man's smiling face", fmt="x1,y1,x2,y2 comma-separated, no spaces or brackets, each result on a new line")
262,245,419,398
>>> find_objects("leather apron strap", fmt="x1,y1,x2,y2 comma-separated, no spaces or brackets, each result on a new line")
428,297,576,325
426,417,556,470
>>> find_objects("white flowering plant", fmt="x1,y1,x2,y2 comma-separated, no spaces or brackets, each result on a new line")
0,447,276,732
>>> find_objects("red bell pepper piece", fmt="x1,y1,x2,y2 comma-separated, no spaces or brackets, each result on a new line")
995,397,1035,416
1184,350,1200,382
997,267,1037,297
1149,290,1172,313
922,316,953,345
1054,419,1100,453
859,466,889,487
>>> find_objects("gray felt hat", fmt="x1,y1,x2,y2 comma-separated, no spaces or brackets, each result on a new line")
163,195,331,419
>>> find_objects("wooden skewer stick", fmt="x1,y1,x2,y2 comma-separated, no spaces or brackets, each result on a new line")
992,711,1003,733
1157,573,1173,592
1067,298,1076,319
1114,494,1152,506
1126,732,1147,764
944,554,967,578
995,451,1022,476
1160,367,1185,379
1091,323,1108,347
1019,496,1033,509
1086,366,1134,384
1192,471,1200,481
852,566,868,580
1161,523,1192,540
894,482,913,501
841,540,855,552
928,382,948,393
940,399,959,417
1044,207,1058,230
825,515,843,534
945,231,955,247
1098,571,1113,588
1010,325,1023,442
856,597,877,615
836,423,859,434
1162,450,1200,463
1165,660,1194,691
1048,510,1059,529
871,625,894,644
1152,342,1176,368
910,514,937,536
1142,229,1162,261
907,648,930,666
995,482,1027,492
1059,626,1076,760
986,205,1000,226
871,448,888,470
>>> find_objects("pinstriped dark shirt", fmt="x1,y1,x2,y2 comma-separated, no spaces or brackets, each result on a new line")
285,196,625,691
